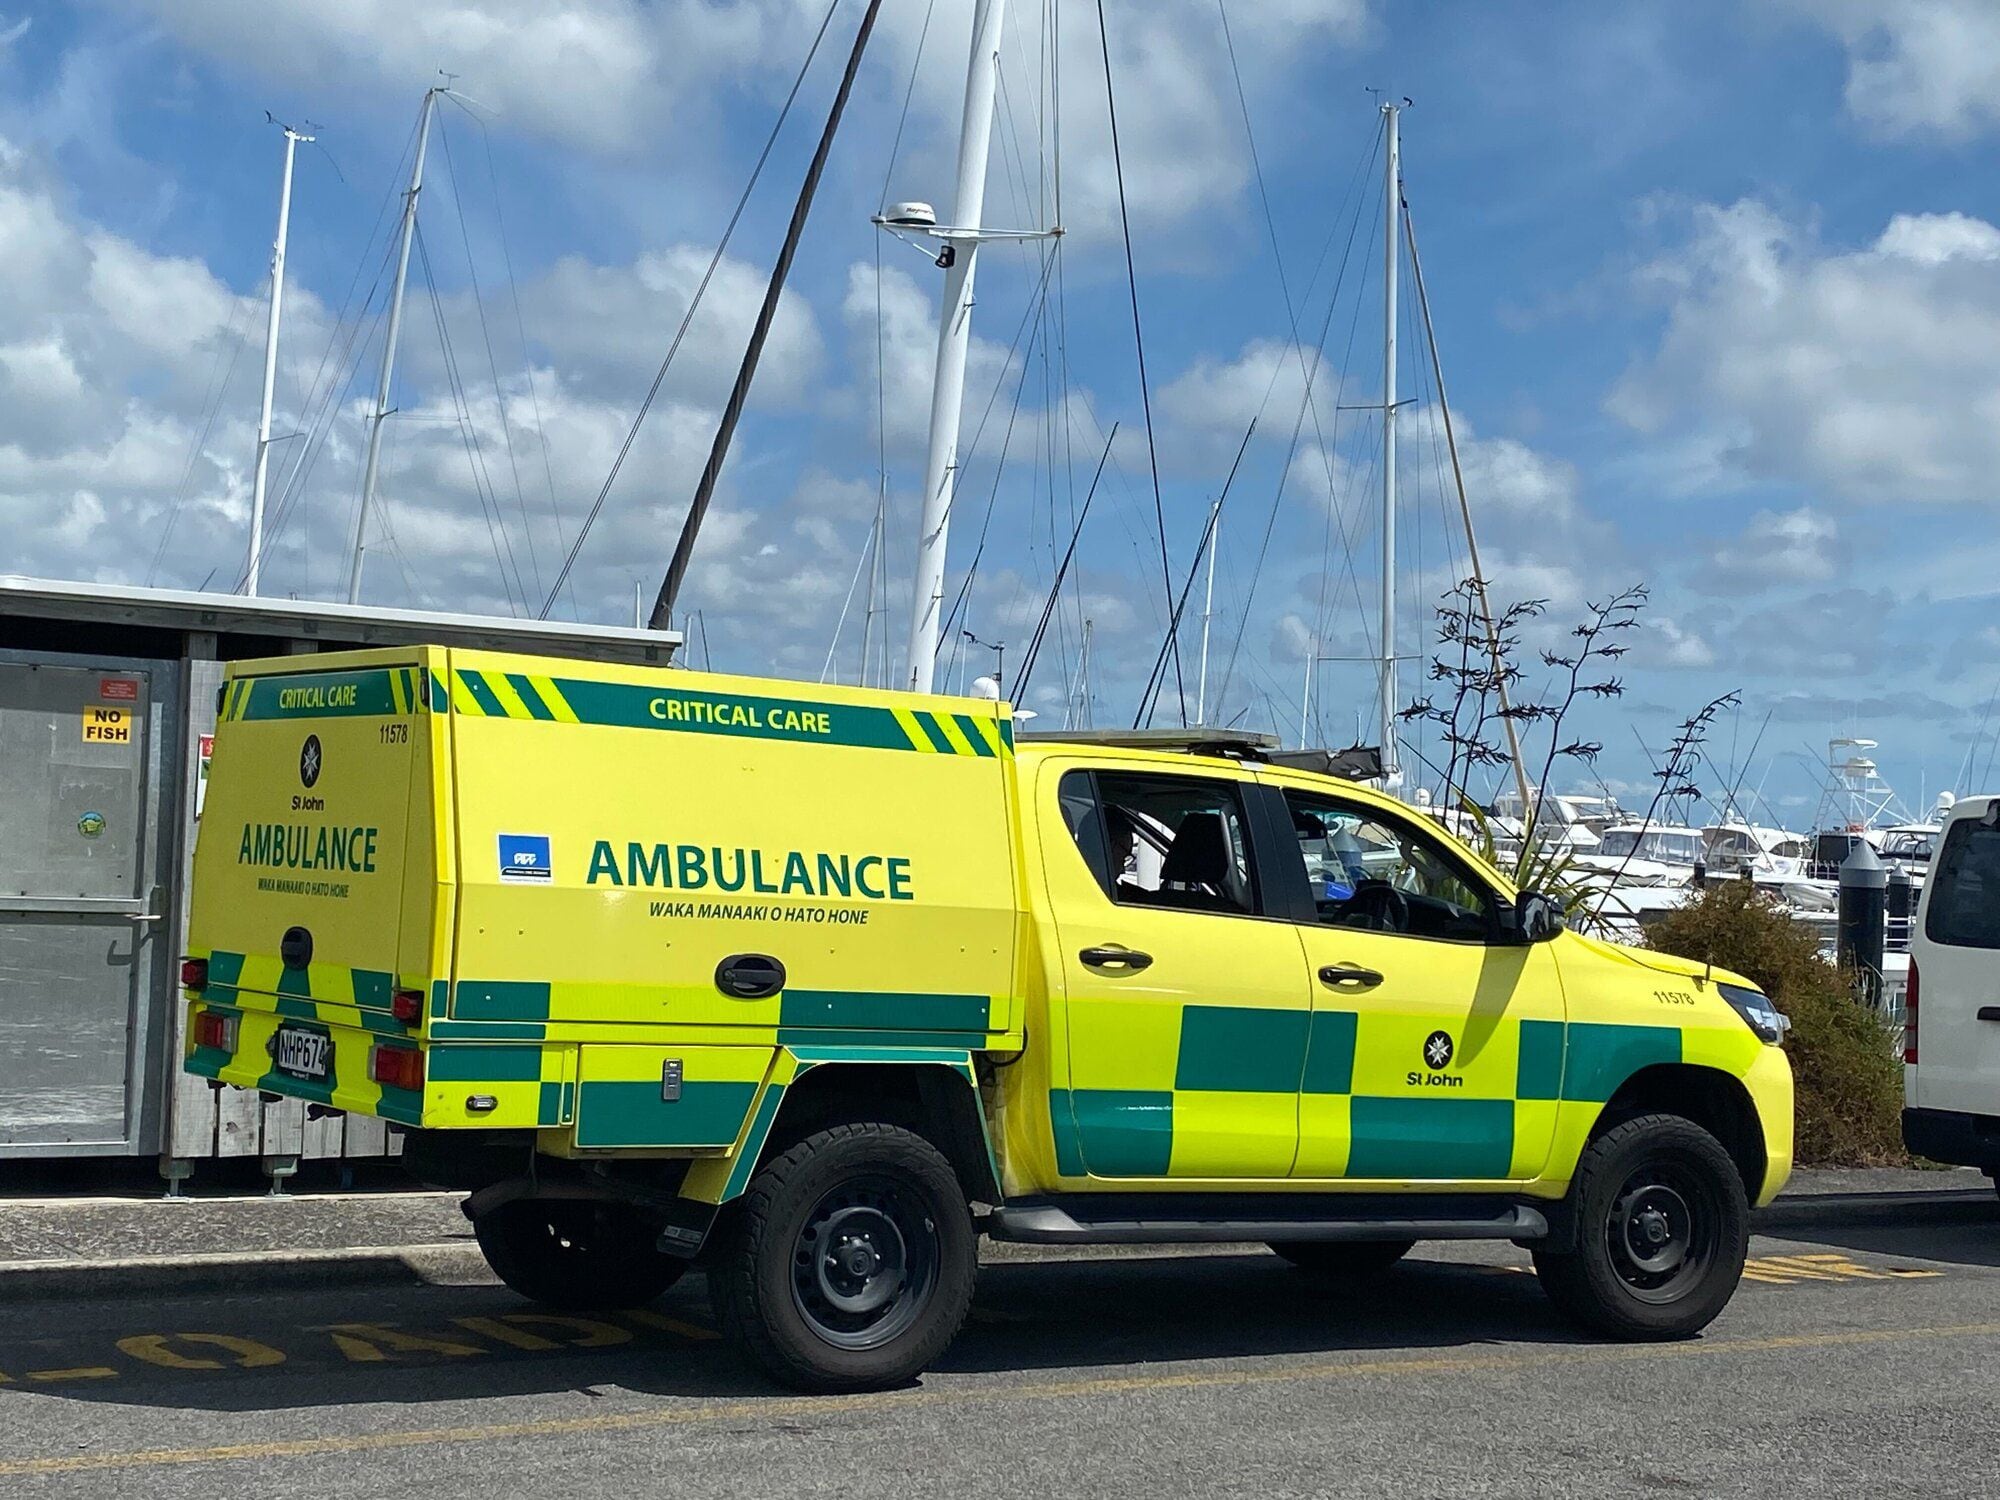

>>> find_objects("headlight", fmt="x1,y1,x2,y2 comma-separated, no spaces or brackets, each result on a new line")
1718,982,1789,1044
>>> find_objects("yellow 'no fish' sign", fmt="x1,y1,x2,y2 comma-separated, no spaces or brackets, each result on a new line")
82,703,131,744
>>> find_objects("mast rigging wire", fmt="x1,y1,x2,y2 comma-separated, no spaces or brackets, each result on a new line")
537,0,845,621
652,0,885,628
437,108,542,602
1095,0,1185,724
1013,423,1116,704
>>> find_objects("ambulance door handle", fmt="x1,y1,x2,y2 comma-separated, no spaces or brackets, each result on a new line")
1319,964,1383,990
716,954,787,1000
1079,945,1152,973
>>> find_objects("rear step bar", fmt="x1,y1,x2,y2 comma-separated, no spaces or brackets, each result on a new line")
986,1194,1549,1246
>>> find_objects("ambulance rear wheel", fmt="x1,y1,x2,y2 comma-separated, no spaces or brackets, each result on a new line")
473,1199,685,1311
711,1123,976,1394
1533,1113,1747,1340
1269,1239,1414,1276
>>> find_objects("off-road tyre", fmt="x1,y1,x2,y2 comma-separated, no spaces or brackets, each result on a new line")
1268,1239,1415,1276
710,1122,976,1393
472,1199,686,1310
1533,1113,1748,1340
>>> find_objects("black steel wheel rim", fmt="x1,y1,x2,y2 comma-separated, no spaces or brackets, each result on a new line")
1604,1160,1720,1304
790,1174,939,1350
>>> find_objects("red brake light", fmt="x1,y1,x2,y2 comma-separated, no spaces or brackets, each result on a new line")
1903,959,1919,1066
193,1010,236,1051
391,988,424,1024
181,957,209,990
371,1045,423,1091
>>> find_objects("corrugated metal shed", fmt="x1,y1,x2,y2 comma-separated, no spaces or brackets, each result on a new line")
0,575,680,1186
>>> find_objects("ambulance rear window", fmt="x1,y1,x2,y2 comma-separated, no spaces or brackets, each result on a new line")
1926,819,2000,950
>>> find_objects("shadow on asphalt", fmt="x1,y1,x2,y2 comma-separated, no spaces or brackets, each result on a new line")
1754,1194,2000,1270
4,1200,1989,1415
0,1252,1577,1414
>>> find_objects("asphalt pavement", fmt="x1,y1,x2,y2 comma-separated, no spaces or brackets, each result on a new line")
0,1178,1993,1497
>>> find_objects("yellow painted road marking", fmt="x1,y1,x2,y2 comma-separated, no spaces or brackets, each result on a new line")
116,1334,285,1371
313,1323,488,1362
25,1367,117,1383
2,1323,1996,1478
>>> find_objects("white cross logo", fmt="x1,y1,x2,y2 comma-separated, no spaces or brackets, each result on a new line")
1424,1031,1454,1070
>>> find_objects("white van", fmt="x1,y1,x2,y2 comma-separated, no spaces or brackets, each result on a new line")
1904,794,2000,1183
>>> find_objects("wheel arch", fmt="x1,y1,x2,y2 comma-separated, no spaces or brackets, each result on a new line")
1589,1063,1768,1204
751,1059,1000,1206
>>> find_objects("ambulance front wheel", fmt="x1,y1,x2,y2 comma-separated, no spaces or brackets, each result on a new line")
472,1199,686,1311
711,1122,977,1394
1532,1113,1748,1340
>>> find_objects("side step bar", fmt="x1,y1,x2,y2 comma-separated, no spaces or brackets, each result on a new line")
986,1194,1549,1246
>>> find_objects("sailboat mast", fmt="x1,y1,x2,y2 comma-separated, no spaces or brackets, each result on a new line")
349,86,440,604
905,0,1008,694
1196,497,1219,725
246,120,309,597
1378,100,1401,786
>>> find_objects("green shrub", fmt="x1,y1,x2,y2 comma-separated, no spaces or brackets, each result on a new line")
1642,882,1905,1167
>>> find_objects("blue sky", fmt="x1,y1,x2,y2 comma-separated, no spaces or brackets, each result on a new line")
5,0,2000,824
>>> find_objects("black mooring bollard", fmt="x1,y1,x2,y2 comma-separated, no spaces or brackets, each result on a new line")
1838,841,1887,1004
1887,868,1914,949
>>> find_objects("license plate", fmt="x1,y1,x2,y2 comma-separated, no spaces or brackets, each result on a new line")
272,1025,331,1082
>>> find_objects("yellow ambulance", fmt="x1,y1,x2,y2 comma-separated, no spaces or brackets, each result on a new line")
183,647,1793,1391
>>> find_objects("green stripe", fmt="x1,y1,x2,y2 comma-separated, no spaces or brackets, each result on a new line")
453,981,552,1022
1301,1010,1359,1094
430,981,450,1020
185,1043,232,1078
428,1044,543,1082
535,677,1010,755
722,1083,788,1200
1174,1006,1309,1093
508,673,556,721
1068,1088,1173,1176
207,951,246,991
538,1081,564,1125
236,669,403,721
954,713,996,756
776,1027,990,1050
575,1079,757,1149
1048,1088,1086,1177
430,1019,549,1041
457,670,509,718
429,669,450,713
782,1046,975,1066
778,989,989,1033
913,711,955,754
1559,1022,1682,1102
1517,1020,1566,1101
376,1083,423,1126
1347,1097,1515,1179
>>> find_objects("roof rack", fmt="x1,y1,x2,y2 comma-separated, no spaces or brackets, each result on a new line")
1018,728,1279,757
1017,729,1386,783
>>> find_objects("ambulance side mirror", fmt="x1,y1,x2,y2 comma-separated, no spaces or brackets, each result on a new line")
1513,890,1565,944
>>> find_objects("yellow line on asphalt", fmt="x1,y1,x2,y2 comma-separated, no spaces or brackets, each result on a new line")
2,1321,1997,1477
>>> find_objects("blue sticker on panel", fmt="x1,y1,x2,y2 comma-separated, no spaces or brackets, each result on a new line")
498,833,552,883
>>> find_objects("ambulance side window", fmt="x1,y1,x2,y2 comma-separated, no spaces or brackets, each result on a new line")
1060,769,1262,917
1284,790,1496,943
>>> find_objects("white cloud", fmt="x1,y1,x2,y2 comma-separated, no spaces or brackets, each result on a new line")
1611,198,2000,506
1786,0,2000,140
1692,506,1845,594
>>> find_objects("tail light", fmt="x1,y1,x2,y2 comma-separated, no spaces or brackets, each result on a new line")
391,988,424,1025
371,1045,423,1091
180,957,209,991
192,1010,237,1052
1903,959,1920,1066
